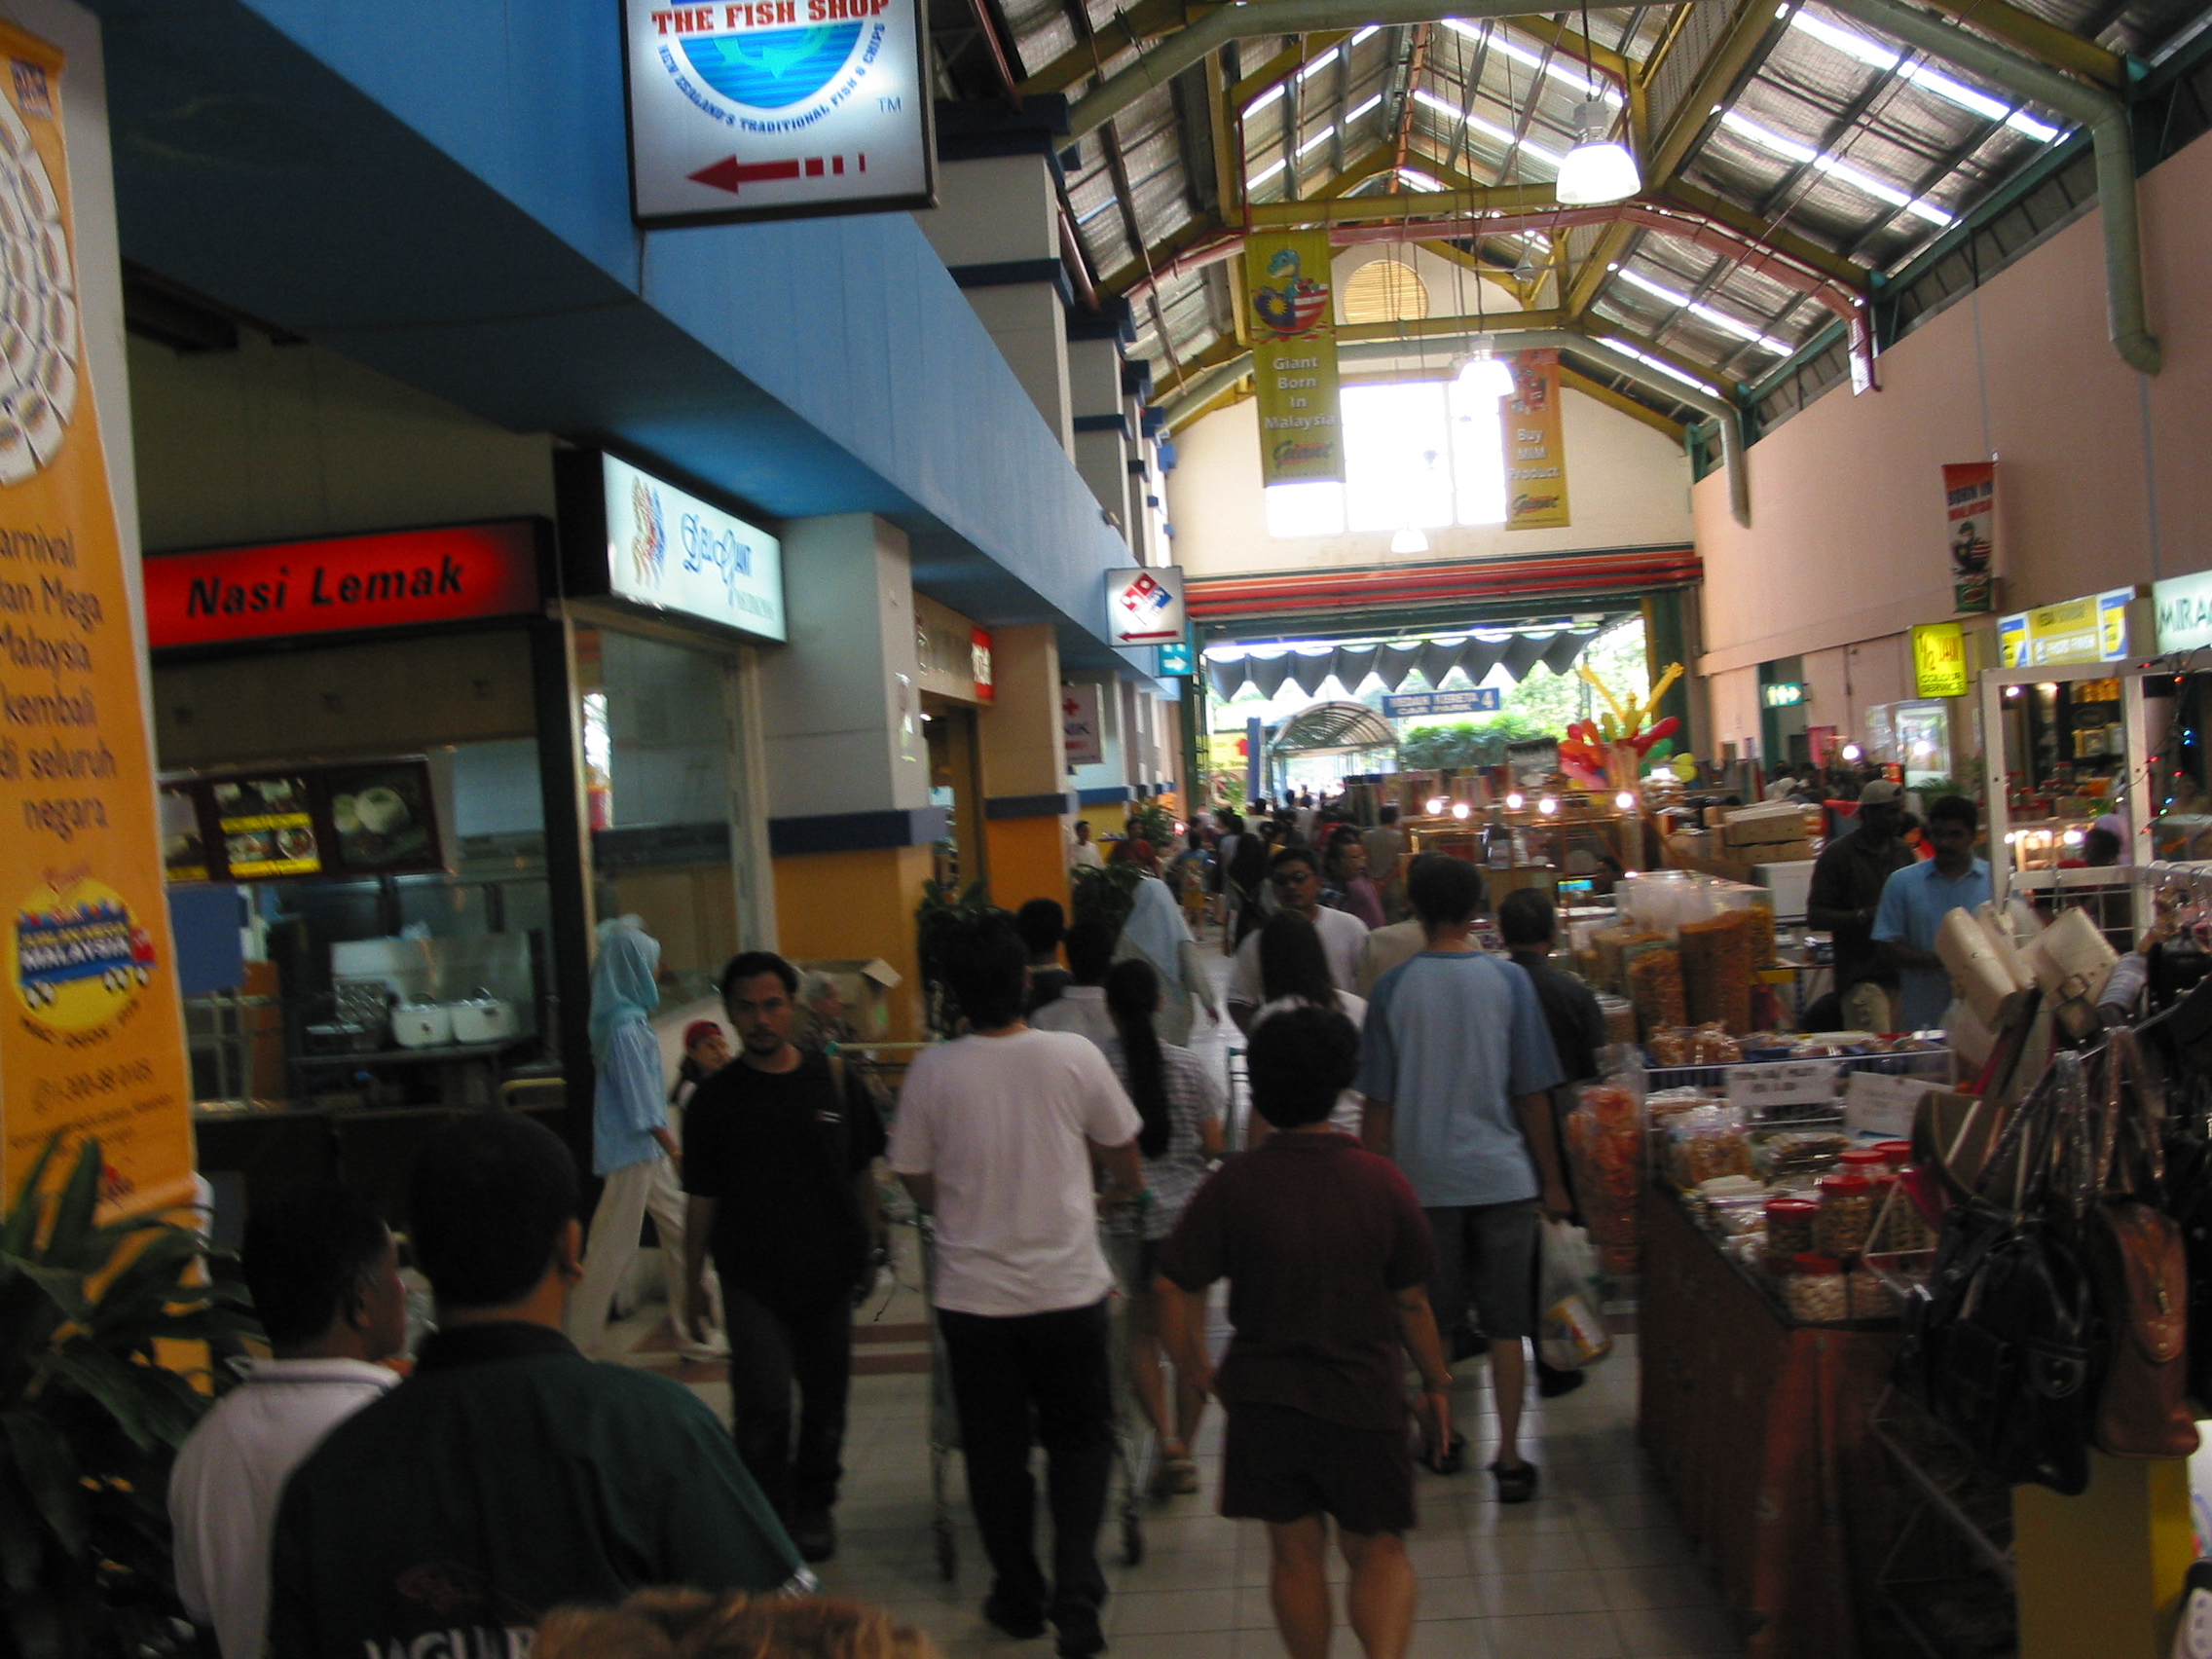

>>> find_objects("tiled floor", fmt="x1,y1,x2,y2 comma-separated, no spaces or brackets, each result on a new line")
630,937,1746,1658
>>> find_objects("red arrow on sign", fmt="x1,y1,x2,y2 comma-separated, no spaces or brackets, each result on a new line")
687,156,803,194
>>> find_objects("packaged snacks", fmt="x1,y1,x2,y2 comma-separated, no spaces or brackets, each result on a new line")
1691,1023,1742,1066
1786,1254,1848,1323
1762,1129,1850,1179
1815,1172,1876,1258
1765,1196,1818,1258
1567,1080,1643,1276
1707,1193,1769,1237
1669,1104,1754,1187
1680,908,1758,1034
1648,1026,1694,1068
1848,1268,1898,1320
1598,994,1638,1048
1628,947,1686,1033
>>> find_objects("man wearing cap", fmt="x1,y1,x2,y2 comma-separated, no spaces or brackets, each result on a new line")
1806,779,1915,1032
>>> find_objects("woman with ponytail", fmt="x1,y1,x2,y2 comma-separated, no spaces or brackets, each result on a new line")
1102,957,1224,1495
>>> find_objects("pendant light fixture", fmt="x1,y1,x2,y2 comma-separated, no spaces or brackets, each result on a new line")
1554,1,1641,205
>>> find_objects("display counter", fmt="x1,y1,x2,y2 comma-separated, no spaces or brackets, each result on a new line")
1639,1184,1907,1659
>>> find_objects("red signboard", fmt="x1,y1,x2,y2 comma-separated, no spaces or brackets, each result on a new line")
144,522,542,649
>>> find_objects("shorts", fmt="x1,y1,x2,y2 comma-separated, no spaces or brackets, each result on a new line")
1221,1401,1415,1535
1136,1235,1163,1287
1425,1199,1539,1341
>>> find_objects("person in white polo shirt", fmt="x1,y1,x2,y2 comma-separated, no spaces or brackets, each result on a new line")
168,1187,407,1659
891,915,1143,1659
1229,844,1370,1032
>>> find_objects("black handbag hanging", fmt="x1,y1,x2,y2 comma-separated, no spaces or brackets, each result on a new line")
1896,1056,2100,1495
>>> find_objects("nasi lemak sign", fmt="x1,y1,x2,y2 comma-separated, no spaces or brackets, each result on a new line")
625,0,935,225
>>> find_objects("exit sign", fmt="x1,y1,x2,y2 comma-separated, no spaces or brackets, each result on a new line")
1762,682,1806,709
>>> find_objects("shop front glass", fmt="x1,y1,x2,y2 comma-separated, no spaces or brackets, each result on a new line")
575,625,762,1008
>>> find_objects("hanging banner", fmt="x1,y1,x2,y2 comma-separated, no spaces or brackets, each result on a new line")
623,0,936,226
0,28,193,1220
1245,231,1343,485
1942,461,1995,613
1502,350,1569,530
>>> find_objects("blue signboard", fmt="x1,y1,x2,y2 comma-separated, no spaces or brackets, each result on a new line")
1383,688,1500,719
1159,637,1196,676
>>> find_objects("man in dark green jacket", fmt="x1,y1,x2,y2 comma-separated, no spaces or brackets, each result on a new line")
270,1114,802,1658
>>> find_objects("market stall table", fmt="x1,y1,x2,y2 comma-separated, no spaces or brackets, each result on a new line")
1638,1183,1909,1659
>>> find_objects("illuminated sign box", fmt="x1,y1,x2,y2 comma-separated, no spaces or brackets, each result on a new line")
623,0,935,226
1911,621,1968,698
560,452,787,644
1997,586,2138,667
2155,570,2212,654
143,522,545,650
1762,682,1806,708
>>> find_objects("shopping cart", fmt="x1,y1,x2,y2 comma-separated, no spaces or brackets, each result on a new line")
920,1209,1153,1580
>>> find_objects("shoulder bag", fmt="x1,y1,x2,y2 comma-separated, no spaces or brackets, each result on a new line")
2083,1030,2198,1458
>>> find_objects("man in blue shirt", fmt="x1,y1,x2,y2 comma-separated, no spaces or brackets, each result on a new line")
1356,858,1567,1503
1873,793,1992,1031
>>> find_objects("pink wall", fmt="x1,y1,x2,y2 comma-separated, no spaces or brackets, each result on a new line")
1694,128,2212,677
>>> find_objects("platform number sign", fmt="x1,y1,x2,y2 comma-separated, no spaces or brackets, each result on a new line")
623,0,936,226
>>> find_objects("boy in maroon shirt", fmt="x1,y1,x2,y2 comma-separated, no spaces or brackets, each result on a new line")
1157,1007,1453,1659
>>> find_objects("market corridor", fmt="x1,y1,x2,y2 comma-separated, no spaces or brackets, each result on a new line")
614,1294,1738,1659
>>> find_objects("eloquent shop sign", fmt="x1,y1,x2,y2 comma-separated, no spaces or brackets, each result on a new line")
1107,566,1185,646
597,455,787,642
1911,621,1969,699
142,523,545,650
1384,688,1500,719
624,0,934,225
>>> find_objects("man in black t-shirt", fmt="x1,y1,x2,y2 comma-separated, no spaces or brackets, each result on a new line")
683,950,887,1566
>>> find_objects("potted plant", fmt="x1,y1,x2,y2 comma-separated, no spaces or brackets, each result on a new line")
0,1134,259,1659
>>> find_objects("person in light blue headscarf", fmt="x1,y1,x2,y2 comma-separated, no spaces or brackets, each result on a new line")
566,917,705,1357
1112,847,1221,1047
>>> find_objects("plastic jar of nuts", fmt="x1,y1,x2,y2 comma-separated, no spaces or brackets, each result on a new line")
1786,1253,1848,1323
1816,1172,1876,1259
1848,1267,1897,1320
1765,1196,1819,1259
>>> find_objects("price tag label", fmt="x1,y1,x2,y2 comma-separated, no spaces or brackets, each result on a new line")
1843,1072,1937,1139
1724,1059,1840,1113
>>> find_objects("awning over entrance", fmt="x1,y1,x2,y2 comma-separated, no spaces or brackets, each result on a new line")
1267,702,1400,757
1208,629,1595,702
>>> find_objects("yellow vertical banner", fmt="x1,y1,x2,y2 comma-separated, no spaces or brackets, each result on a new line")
1502,348,1570,529
1244,230,1343,485
0,25,194,1218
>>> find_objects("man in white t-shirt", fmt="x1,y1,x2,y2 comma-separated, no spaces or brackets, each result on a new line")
169,1187,408,1659
891,917,1143,1659
1229,844,1369,1031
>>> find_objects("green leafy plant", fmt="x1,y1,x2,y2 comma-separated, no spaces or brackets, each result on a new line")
1070,862,1143,939
0,1134,258,1659
914,878,1002,1038
1126,801,1175,851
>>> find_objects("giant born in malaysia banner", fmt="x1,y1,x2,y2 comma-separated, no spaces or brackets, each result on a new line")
1245,230,1344,486
0,24,193,1219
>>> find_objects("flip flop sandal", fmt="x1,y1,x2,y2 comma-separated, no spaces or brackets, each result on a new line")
1164,1457,1200,1494
1426,1432,1467,1475
1490,1460,1539,1504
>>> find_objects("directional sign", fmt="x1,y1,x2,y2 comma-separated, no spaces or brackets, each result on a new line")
1383,688,1499,719
1108,566,1185,646
624,0,935,226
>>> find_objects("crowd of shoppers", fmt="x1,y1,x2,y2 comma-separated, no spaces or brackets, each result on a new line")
169,807,1615,1659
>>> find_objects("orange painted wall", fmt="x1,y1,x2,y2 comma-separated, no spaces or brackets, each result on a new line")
1694,129,2212,682
771,844,933,1040
984,817,1072,917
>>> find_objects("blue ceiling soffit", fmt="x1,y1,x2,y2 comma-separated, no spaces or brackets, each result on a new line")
84,0,1147,676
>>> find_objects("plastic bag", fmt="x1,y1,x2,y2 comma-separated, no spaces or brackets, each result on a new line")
1537,1219,1613,1371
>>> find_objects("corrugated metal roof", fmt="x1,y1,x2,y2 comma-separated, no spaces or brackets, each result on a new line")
955,0,2194,404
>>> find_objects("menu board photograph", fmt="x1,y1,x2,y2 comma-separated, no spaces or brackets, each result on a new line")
211,775,320,878
159,758,445,883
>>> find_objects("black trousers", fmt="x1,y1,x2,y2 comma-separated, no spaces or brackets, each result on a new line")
937,1300,1114,1618
721,1281,853,1519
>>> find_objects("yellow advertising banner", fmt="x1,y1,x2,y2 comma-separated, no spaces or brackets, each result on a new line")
1244,231,1343,485
0,26,193,1219
1911,621,1968,698
1502,349,1569,530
